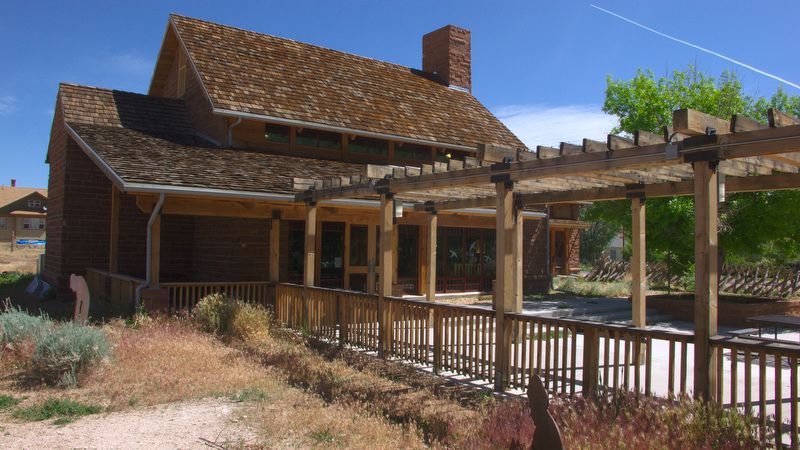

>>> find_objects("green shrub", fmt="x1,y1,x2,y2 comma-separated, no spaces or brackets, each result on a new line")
0,394,22,410
30,323,110,386
193,294,271,343
554,277,630,298
12,398,102,422
193,293,226,333
0,307,51,345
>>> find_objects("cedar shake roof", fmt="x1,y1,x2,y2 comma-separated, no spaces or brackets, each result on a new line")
60,84,363,195
59,83,196,135
70,123,363,194
166,15,525,149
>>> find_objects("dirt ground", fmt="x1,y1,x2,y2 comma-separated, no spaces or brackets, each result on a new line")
0,244,43,274
0,399,256,449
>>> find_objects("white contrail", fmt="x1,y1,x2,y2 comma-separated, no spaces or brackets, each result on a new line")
590,4,800,90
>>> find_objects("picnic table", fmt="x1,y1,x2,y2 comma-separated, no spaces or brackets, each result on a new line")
746,314,800,341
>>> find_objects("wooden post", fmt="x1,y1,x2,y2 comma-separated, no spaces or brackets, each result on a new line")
149,213,161,286
631,197,646,328
303,203,317,327
426,212,438,302
367,224,377,294
304,203,317,287
513,201,524,313
269,212,281,283
582,327,599,397
379,193,395,356
693,160,719,402
494,180,515,391
109,185,120,274
631,196,647,365
9,217,16,253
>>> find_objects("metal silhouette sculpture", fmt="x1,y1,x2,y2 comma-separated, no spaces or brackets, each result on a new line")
528,373,564,450
69,274,90,325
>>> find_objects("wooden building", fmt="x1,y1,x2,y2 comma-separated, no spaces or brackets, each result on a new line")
0,180,47,244
43,15,583,301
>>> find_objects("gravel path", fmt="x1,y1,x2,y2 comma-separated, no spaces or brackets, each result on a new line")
0,399,257,449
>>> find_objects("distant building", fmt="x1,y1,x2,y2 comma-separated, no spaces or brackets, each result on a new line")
0,179,48,244
606,231,624,261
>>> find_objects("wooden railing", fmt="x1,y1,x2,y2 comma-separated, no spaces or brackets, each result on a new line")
161,281,271,312
276,283,799,447
85,268,144,311
711,336,800,447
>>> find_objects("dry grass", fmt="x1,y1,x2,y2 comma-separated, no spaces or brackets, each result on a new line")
0,244,43,274
0,317,427,448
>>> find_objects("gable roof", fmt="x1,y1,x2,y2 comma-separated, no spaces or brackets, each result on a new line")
0,187,47,215
58,83,364,197
155,14,524,150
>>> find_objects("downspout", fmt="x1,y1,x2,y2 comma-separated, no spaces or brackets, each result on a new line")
136,193,166,308
545,205,552,290
227,117,242,147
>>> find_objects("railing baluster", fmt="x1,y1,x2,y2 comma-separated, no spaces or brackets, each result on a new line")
668,339,675,397
561,326,569,395
570,325,577,397
680,340,688,396
645,336,652,396
775,353,783,449
731,347,738,409
760,352,767,440
791,355,797,450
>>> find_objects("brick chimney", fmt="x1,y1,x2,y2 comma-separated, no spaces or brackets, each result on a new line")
422,25,471,92
10,179,15,187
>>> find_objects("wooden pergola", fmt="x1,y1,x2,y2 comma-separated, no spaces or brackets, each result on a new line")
295,107,800,398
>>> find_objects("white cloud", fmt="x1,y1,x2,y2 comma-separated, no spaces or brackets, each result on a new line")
0,96,17,116
109,53,153,77
493,104,618,149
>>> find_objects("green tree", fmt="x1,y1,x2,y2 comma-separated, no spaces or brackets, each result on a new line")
587,65,800,272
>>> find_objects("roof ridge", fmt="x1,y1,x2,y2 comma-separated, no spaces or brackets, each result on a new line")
168,13,447,80
59,82,187,105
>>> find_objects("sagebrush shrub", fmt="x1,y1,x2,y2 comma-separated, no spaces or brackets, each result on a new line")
31,323,110,386
0,308,51,345
193,293,271,343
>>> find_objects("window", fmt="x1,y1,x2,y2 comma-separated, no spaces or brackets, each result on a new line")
23,218,45,230
264,124,290,144
27,199,42,208
296,128,340,150
349,136,388,156
349,225,368,266
0,217,6,229
395,143,430,161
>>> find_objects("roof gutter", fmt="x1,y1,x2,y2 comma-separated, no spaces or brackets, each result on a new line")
212,108,477,153
226,117,242,147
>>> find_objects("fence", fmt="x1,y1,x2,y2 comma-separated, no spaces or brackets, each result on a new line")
276,282,800,448
586,258,800,298
160,281,271,312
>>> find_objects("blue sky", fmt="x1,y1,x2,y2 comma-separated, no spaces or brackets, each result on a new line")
1,1,798,188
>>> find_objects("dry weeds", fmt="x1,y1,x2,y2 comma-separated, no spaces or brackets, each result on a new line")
0,244,43,274
0,318,427,448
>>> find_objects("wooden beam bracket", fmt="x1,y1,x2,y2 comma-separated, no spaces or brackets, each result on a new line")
683,148,720,163
490,173,512,184
375,179,392,195
625,183,646,199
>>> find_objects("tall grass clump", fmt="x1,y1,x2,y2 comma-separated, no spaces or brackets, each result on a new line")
31,322,110,386
0,306,51,345
554,277,630,298
193,293,271,343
